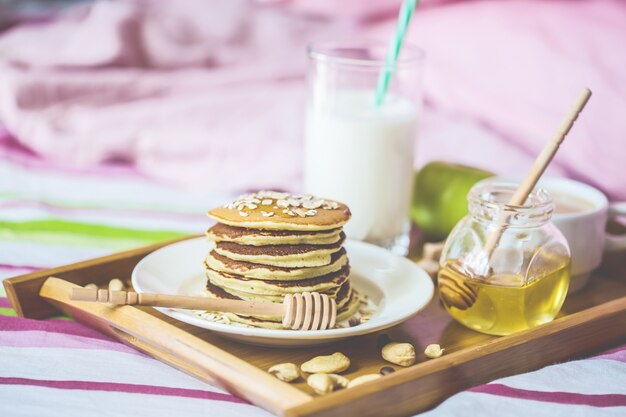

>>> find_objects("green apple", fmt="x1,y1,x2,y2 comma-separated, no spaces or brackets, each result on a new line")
411,162,494,240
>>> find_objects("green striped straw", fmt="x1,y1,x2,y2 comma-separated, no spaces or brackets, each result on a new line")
374,0,419,106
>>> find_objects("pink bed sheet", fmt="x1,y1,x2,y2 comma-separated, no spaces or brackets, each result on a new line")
0,0,624,199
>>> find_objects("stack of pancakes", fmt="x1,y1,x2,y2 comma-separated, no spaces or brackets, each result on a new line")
204,191,360,329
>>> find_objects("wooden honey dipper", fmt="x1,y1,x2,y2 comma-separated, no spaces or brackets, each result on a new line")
70,288,337,331
439,88,592,311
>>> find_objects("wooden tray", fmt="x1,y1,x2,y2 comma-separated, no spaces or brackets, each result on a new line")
5,236,626,417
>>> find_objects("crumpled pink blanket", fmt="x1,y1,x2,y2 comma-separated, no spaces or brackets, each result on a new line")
0,0,624,200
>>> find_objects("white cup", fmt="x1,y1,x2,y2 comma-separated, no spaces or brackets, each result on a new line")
537,177,626,292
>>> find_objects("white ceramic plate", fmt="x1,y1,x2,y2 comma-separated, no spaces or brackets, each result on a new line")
131,237,434,347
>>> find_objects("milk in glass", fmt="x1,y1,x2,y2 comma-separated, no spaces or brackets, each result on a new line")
305,90,417,248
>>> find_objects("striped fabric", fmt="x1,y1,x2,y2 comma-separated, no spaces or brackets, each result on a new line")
1,152,625,416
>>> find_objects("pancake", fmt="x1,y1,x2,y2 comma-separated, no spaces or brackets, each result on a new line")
216,291,362,329
205,248,348,281
206,223,343,246
207,191,351,231
205,264,350,295
214,234,345,268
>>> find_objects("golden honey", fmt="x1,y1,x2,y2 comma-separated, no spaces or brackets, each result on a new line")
438,259,570,336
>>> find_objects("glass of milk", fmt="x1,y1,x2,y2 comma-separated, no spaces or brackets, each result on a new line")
305,41,424,255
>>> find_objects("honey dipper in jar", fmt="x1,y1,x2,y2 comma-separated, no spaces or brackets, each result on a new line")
438,181,571,335
437,88,591,335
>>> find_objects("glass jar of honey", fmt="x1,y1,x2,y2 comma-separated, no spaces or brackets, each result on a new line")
438,180,571,335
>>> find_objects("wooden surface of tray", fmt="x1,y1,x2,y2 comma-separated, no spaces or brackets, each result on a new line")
5,236,626,417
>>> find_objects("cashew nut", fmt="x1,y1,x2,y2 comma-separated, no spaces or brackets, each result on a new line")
381,342,416,367
307,373,348,395
422,242,444,261
268,363,300,382
301,352,350,374
424,344,445,359
416,258,439,279
347,374,381,388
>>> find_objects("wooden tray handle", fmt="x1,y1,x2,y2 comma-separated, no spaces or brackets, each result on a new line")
38,277,312,414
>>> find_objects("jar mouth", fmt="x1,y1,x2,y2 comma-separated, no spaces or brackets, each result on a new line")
307,40,425,69
468,180,554,227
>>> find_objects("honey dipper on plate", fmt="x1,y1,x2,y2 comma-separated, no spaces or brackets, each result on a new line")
71,288,337,330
